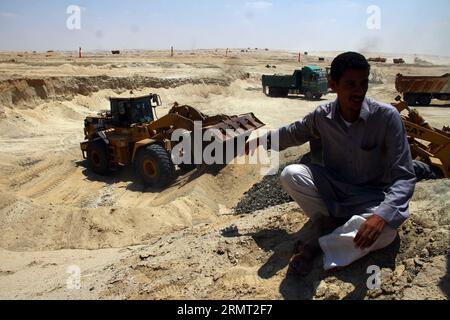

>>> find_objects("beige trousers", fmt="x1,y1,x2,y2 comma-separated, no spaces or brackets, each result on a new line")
280,164,397,270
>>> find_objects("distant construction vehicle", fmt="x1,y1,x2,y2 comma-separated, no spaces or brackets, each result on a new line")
80,94,264,188
368,57,387,63
262,66,329,100
396,73,450,106
393,58,405,64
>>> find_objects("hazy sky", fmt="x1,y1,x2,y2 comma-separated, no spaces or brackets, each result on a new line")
0,0,449,55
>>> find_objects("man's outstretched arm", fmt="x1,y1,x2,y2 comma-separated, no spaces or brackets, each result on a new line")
246,112,318,154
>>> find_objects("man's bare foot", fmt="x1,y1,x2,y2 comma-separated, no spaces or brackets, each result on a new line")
287,240,321,276
287,217,341,276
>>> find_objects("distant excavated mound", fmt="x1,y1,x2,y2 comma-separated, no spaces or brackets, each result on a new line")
0,75,236,112
414,57,433,66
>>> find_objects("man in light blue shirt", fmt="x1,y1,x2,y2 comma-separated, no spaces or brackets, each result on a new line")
263,52,417,274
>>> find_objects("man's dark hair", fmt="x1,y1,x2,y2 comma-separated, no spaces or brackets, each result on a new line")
330,52,371,83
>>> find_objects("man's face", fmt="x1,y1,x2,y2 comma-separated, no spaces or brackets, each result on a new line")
329,69,370,113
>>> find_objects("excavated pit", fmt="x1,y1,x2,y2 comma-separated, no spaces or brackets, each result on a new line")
0,53,448,299
0,75,269,251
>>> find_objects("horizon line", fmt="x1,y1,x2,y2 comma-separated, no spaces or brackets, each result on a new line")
1,48,449,59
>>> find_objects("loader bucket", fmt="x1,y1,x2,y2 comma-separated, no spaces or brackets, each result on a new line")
167,105,265,165
203,113,265,141
168,105,265,141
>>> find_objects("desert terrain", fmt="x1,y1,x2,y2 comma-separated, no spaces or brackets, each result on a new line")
0,49,448,300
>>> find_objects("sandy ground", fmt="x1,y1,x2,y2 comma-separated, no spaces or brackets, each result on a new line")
0,49,448,300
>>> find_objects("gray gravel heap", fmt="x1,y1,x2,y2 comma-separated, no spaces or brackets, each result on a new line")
234,163,294,214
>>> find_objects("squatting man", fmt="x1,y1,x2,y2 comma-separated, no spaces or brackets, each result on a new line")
247,52,417,275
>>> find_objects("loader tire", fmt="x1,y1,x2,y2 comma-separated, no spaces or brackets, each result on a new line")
134,144,176,188
413,160,440,181
87,139,110,175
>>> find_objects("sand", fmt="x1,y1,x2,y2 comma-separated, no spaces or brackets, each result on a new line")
0,49,448,300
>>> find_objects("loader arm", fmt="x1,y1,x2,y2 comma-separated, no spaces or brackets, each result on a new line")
392,99,450,178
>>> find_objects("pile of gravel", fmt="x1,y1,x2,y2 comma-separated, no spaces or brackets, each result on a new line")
234,154,311,214
234,162,298,214
233,173,293,214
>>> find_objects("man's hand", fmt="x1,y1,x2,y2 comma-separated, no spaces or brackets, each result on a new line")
244,132,273,156
354,215,386,250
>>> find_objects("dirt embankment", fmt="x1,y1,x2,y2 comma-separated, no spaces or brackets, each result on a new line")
0,74,248,114
96,178,449,300
0,68,258,254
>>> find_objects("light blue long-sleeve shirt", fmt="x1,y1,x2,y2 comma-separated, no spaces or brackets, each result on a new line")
276,98,417,229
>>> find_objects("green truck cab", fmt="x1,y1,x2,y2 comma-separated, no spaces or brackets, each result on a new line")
262,66,329,100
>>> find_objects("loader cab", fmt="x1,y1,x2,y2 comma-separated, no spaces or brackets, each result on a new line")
110,94,161,127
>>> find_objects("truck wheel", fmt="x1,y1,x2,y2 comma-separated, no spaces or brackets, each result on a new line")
405,94,417,106
305,91,314,100
313,94,323,100
134,144,176,188
274,88,284,97
418,95,431,106
87,140,110,175
269,87,284,97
